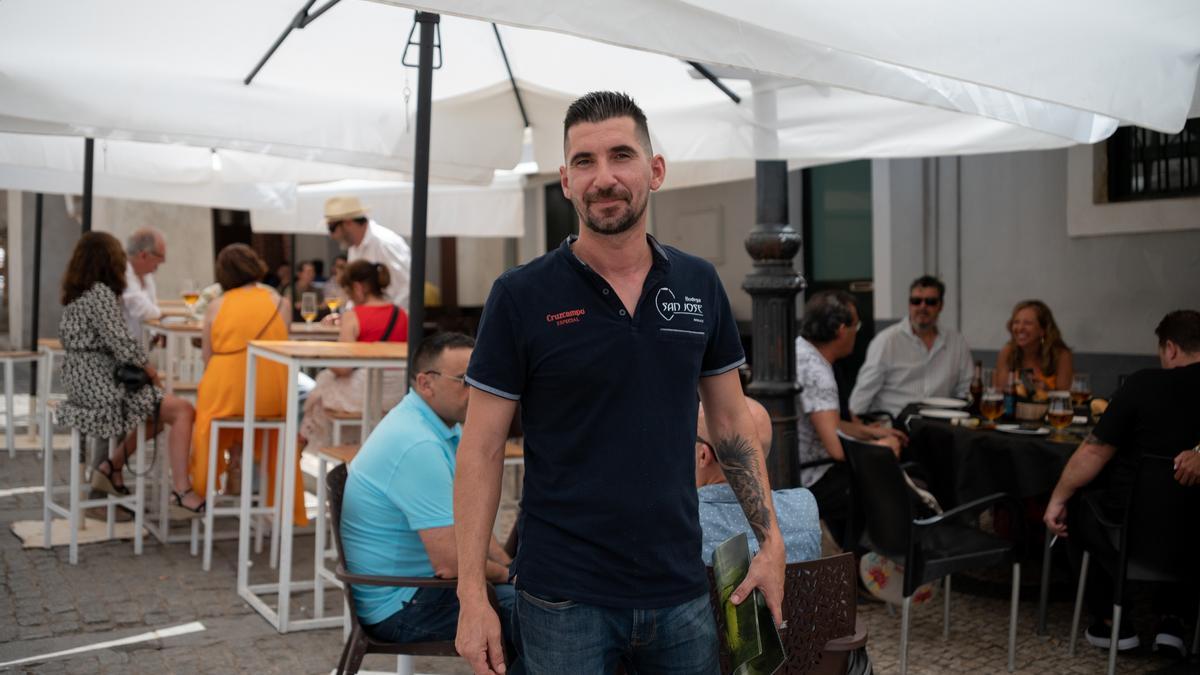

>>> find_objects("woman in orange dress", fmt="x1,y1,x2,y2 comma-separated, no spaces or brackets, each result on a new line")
191,244,306,525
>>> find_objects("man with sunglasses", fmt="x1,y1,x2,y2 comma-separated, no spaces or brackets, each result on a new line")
339,332,520,661
325,195,412,309
849,275,974,418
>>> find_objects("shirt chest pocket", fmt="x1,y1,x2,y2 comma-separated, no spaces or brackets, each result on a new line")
656,327,707,346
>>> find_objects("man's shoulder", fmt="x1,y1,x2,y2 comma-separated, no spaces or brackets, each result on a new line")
358,407,444,463
491,249,564,291
659,243,720,280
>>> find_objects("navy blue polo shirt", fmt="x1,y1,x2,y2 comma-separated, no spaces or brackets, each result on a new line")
467,234,745,609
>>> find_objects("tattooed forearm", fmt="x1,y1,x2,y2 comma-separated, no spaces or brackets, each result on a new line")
714,434,772,543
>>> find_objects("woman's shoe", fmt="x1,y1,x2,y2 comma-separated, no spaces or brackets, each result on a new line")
169,489,206,520
90,459,131,496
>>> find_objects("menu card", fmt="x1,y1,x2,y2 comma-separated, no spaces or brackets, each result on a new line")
711,533,786,675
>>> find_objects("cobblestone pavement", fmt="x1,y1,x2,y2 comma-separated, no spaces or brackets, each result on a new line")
2,449,1196,674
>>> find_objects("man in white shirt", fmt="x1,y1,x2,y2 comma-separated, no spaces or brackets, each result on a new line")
849,275,973,418
123,227,166,343
325,196,412,309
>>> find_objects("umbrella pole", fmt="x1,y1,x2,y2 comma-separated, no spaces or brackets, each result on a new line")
81,138,93,232
406,11,438,369
29,193,43,396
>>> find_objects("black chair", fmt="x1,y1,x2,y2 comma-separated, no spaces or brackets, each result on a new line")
326,463,505,675
1066,454,1200,675
842,436,1024,675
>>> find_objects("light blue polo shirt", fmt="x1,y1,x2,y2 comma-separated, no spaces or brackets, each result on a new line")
340,391,461,625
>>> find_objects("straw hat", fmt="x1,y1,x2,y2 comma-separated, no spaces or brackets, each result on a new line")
324,195,369,221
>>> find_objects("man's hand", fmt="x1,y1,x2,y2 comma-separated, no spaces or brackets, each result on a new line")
730,539,786,628
864,424,908,446
1174,449,1200,486
1043,499,1069,538
320,312,340,326
876,434,903,459
455,594,506,675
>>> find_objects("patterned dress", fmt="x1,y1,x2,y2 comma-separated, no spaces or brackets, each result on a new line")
795,337,841,487
59,282,162,439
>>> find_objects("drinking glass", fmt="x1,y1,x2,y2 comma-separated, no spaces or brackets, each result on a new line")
300,292,319,329
980,386,1004,428
1047,392,1073,440
1070,373,1091,407
181,279,199,310
325,295,342,315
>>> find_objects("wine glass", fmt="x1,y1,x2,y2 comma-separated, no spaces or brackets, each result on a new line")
1070,373,1091,408
980,386,1004,428
325,295,342,316
1047,392,1073,440
300,292,318,330
181,279,199,311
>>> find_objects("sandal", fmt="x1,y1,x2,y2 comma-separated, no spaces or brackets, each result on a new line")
91,459,131,497
169,489,206,520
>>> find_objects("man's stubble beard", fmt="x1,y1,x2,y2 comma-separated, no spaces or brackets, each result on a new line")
576,188,647,237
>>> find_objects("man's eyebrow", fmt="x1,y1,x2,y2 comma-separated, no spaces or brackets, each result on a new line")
568,150,594,164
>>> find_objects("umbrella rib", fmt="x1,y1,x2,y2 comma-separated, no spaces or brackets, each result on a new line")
244,0,343,86
686,61,741,105
492,24,530,129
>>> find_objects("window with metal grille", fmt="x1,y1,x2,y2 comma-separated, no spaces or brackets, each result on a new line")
1106,118,1200,202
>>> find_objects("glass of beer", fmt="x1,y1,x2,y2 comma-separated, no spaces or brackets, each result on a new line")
181,279,199,310
1070,373,1091,407
1047,392,1074,440
980,386,1004,428
300,292,319,329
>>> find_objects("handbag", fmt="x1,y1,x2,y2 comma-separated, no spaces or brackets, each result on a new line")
114,363,152,392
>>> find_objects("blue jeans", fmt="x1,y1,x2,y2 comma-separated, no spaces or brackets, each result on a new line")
514,590,719,675
364,584,520,667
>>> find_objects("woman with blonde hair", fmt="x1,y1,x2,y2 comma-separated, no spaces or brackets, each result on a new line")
299,260,408,449
993,299,1074,393
191,243,306,524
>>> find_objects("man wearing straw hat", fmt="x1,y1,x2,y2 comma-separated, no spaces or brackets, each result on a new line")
325,196,412,309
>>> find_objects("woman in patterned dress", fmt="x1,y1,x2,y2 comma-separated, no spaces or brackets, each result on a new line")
58,232,204,515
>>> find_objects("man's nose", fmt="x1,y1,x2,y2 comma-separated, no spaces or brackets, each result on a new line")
592,159,618,188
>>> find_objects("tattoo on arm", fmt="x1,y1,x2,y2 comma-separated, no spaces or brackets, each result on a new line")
714,434,772,543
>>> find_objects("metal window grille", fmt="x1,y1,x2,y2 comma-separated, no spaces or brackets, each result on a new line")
1106,118,1200,202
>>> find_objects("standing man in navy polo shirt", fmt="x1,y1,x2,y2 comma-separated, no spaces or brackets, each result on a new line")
454,91,786,675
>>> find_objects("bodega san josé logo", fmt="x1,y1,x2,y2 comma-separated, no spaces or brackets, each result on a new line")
546,308,586,327
655,287,704,322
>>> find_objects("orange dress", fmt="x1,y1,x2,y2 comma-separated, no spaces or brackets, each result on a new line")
190,285,307,525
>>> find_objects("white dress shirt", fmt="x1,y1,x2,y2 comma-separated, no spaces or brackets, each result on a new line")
122,262,161,343
348,220,412,309
849,319,974,417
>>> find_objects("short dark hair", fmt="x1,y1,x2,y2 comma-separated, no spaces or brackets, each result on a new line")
412,331,475,378
910,275,946,301
563,91,653,155
799,290,858,344
61,231,127,305
215,243,267,291
338,260,390,299
1155,310,1200,353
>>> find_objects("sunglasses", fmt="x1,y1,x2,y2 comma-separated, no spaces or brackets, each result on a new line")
909,297,941,307
326,220,343,234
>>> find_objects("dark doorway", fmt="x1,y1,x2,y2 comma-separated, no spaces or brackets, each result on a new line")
544,183,576,252
802,160,874,417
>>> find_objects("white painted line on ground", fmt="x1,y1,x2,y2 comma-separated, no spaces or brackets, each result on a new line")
0,621,205,669
0,485,43,498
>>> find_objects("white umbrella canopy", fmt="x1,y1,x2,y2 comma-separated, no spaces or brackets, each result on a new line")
385,0,1200,136
0,0,1137,187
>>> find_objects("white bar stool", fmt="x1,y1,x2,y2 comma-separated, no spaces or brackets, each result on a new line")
307,443,360,638
2,350,42,458
196,416,285,571
41,402,146,565
327,408,363,446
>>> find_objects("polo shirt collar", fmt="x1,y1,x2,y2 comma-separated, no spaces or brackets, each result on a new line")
698,483,738,504
559,233,672,272
399,391,461,444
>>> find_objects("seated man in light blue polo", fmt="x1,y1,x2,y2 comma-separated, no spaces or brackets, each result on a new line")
340,332,517,648
696,399,822,564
